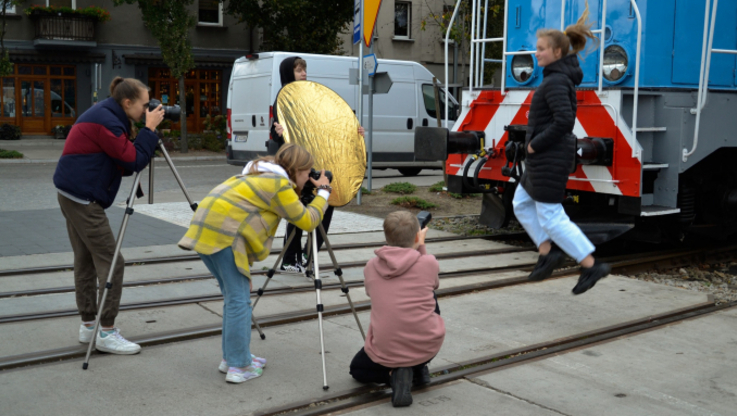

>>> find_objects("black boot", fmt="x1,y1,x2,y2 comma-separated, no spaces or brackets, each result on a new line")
528,246,565,281
572,262,611,295
390,367,413,407
412,365,431,386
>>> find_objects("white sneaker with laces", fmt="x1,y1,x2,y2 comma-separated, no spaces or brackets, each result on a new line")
95,328,141,355
79,324,95,343
225,365,263,384
219,355,266,373
280,263,305,274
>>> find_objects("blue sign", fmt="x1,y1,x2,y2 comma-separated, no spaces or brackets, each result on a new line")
363,53,378,76
353,0,361,45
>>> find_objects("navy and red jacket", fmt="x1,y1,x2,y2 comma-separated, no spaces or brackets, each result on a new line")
53,97,159,209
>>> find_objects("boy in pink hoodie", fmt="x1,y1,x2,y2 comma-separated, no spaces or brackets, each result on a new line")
349,211,446,407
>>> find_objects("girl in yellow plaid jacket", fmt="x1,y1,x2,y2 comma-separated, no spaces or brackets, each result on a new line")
179,143,331,384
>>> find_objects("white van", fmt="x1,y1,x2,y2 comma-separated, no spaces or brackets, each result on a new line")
226,52,459,176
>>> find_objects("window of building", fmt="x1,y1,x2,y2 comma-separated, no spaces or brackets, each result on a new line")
1,78,15,117
148,68,222,132
394,2,411,39
47,0,75,8
198,0,222,26
2,1,15,13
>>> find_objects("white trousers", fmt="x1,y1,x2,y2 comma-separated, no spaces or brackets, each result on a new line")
512,185,595,263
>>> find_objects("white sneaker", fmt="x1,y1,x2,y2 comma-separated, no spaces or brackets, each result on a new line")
225,365,263,384
280,263,305,274
219,355,266,373
95,328,141,355
79,324,96,343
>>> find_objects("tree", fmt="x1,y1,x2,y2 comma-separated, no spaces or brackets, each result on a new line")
223,0,354,54
0,1,20,77
421,1,504,88
113,0,196,152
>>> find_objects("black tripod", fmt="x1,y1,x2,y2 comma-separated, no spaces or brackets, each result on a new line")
83,140,197,370
250,223,365,390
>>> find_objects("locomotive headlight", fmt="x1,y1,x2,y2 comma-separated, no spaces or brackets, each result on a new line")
603,45,628,82
511,54,534,83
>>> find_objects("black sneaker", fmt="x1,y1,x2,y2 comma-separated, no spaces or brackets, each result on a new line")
413,365,431,386
572,262,611,295
528,247,566,281
390,367,413,407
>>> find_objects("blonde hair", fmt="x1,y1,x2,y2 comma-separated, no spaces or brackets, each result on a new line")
383,211,420,248
537,1,597,58
248,143,314,189
109,76,149,106
294,58,307,71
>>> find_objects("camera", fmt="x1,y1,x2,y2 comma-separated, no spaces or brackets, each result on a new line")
417,211,432,229
301,168,333,204
148,99,181,122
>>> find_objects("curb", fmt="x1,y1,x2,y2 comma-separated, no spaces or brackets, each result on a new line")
0,156,226,165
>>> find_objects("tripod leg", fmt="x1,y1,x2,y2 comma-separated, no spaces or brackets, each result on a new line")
83,172,143,370
157,139,198,212
304,231,315,281
318,224,366,340
250,227,299,340
311,229,329,390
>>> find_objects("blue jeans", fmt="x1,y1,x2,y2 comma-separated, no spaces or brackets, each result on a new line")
512,185,595,263
199,248,253,368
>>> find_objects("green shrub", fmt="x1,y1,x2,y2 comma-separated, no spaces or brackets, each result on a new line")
428,181,445,192
0,123,21,140
383,182,417,194
202,131,225,152
391,196,437,209
0,149,23,159
360,186,372,195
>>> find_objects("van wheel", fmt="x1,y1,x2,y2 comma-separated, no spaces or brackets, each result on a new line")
398,168,422,177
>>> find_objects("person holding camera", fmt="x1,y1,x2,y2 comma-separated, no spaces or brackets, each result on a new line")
54,77,165,354
179,143,331,384
349,211,445,407
266,56,364,274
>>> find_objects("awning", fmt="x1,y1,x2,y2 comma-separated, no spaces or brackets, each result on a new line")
9,49,106,64
123,53,237,68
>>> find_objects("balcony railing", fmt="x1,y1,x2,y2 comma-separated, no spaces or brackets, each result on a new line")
33,15,96,42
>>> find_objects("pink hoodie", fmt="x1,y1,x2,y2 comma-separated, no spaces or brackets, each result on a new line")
363,244,446,368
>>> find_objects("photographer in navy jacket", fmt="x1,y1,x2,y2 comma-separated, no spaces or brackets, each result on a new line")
54,76,164,355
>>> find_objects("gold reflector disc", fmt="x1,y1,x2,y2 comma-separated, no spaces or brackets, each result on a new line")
277,81,366,207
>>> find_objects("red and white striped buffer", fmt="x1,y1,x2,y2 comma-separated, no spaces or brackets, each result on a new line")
448,90,643,197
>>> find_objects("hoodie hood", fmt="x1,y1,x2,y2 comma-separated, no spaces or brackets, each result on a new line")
543,54,583,86
279,56,302,87
371,246,423,279
242,161,290,181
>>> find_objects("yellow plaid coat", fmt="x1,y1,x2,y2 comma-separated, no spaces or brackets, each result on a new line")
178,173,327,278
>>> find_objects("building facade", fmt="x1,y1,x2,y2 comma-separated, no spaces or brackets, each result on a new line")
2,0,251,134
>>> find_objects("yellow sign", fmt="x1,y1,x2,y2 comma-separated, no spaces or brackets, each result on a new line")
363,0,383,47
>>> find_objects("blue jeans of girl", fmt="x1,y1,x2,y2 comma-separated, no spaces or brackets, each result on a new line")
199,248,253,368
513,185,595,263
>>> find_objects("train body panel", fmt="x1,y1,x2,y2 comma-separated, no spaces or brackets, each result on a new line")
422,0,737,240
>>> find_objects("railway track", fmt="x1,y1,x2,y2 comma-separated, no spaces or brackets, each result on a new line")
2,243,735,372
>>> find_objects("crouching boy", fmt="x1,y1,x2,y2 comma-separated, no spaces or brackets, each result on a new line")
349,211,445,407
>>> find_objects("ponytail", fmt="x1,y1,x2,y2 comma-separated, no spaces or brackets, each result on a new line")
537,0,597,57
109,76,149,106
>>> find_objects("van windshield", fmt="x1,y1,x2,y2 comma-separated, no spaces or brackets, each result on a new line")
422,84,458,121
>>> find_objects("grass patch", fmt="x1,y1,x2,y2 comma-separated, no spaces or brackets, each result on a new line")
428,181,445,192
383,182,417,194
449,192,481,199
0,149,22,159
391,196,437,209
360,186,372,195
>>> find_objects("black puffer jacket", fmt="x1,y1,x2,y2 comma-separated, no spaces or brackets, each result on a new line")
520,54,582,203
268,56,301,154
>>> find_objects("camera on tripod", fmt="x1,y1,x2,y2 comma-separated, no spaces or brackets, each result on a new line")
148,99,182,122
301,168,333,204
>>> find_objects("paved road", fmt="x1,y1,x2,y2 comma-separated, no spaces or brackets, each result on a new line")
0,161,442,212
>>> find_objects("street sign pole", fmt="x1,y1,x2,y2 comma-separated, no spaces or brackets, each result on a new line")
367,43,374,193
357,0,364,205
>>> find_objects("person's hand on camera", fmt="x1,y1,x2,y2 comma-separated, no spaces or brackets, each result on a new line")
527,144,535,154
309,170,330,188
274,122,284,137
414,226,429,249
358,126,365,137
145,104,165,131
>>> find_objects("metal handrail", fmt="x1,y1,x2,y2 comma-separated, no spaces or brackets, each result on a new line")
684,0,737,162
630,0,642,159
444,0,463,127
